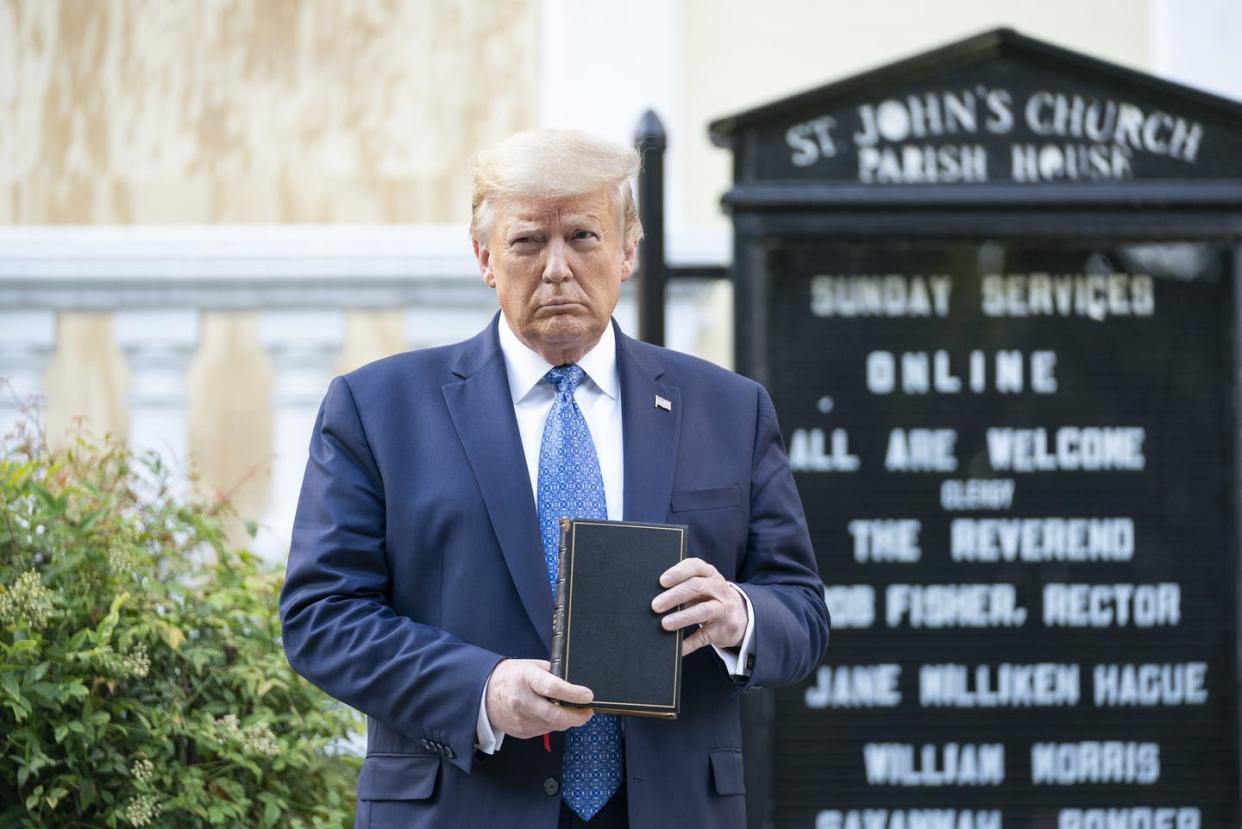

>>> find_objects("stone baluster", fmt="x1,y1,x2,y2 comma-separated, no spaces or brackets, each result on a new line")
404,306,496,350
0,310,57,445
114,309,200,499
255,309,344,563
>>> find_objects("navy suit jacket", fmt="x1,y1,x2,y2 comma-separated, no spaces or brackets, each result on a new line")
279,315,829,829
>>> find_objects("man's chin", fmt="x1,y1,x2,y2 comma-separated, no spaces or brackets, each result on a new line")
535,316,593,340
528,320,604,360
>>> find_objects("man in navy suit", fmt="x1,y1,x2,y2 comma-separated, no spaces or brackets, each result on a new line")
280,128,829,828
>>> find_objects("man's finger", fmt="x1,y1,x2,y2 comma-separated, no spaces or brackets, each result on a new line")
651,576,712,613
547,704,594,732
681,625,712,656
527,694,593,727
507,700,593,738
661,599,722,631
659,557,717,588
530,669,594,706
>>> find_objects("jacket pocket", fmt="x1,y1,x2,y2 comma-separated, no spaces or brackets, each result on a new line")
671,485,741,513
357,754,440,801
709,748,745,796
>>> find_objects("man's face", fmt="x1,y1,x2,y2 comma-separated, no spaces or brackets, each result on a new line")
474,188,637,364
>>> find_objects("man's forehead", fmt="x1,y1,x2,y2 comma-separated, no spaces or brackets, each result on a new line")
496,190,617,225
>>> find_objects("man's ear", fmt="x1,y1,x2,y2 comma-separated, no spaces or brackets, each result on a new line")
473,239,496,288
619,239,638,283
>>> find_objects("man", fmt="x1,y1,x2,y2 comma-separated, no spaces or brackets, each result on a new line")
280,128,829,829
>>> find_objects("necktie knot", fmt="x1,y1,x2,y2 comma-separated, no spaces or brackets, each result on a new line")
545,364,586,396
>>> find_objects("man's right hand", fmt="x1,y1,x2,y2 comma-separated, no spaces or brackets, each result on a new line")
484,658,594,739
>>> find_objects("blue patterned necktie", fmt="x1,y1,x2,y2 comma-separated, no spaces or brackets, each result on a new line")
536,364,623,821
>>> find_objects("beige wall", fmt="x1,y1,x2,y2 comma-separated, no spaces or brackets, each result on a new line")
0,0,537,225
677,0,1154,226
3,0,538,548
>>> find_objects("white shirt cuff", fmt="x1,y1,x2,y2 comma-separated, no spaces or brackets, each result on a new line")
475,670,506,754
712,583,756,677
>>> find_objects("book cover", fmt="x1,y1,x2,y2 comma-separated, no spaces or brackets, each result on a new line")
549,517,687,718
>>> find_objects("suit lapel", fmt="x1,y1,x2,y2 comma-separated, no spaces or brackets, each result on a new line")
442,318,553,651
617,325,681,523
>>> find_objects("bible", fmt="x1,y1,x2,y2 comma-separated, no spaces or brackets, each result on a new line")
549,517,687,718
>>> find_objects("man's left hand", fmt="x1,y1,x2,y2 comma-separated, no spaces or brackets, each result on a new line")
651,557,748,656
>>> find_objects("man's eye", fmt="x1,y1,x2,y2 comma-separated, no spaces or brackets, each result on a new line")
573,230,598,240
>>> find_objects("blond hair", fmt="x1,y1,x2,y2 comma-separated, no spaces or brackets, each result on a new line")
470,128,644,246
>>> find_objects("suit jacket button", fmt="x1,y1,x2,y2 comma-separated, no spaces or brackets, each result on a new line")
543,777,560,796
444,746,455,759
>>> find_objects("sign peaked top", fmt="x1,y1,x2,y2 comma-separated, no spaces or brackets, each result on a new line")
708,28,1242,186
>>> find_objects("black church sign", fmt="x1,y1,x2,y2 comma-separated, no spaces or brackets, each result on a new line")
709,29,1242,829
711,29,1242,187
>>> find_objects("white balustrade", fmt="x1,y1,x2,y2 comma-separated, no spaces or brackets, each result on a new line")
404,306,499,349
0,310,57,444
113,309,200,500
254,309,346,562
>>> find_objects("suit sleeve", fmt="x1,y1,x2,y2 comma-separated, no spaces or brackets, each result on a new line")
279,376,502,773
734,383,831,689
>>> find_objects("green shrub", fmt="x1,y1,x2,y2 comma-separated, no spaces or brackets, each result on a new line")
0,422,362,828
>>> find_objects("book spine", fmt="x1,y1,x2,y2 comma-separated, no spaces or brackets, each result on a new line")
549,517,572,680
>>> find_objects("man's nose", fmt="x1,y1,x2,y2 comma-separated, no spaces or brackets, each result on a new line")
542,239,573,283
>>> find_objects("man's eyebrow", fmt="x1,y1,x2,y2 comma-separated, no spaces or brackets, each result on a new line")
562,213,605,226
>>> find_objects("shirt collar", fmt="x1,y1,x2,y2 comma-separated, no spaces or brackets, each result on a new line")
497,313,620,403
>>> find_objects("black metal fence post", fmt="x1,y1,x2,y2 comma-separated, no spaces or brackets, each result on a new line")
634,110,667,347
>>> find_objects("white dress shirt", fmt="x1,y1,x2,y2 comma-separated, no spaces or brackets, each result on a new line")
476,315,755,753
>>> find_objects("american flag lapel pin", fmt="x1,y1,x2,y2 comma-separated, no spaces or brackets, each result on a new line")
654,395,672,412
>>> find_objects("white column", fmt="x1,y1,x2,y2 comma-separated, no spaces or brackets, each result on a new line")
404,306,497,349
0,310,56,444
255,310,344,563
666,280,718,357
1151,0,1242,101
114,309,200,498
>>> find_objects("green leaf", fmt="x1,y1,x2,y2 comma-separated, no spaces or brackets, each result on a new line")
95,592,129,641
28,682,60,703
76,508,104,530
156,620,186,651
0,433,362,826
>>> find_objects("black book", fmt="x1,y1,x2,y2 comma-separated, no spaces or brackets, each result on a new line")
549,517,687,718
